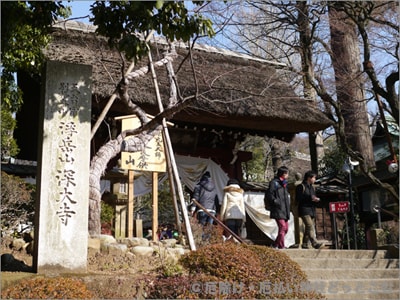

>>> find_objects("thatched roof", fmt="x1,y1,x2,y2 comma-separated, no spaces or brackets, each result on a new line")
44,20,332,138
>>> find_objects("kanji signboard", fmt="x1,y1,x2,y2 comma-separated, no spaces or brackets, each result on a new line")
117,115,166,172
329,201,350,213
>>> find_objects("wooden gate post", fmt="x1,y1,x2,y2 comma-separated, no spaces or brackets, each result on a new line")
152,172,158,242
127,170,134,238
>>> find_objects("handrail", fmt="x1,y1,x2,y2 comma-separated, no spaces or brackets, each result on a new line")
191,199,245,244
374,206,399,221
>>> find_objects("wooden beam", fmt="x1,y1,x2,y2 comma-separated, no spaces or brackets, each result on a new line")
152,172,158,242
127,170,134,238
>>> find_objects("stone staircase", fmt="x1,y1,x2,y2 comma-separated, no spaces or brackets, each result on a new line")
283,248,399,299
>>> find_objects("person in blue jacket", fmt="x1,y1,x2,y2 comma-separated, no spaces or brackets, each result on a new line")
190,171,219,240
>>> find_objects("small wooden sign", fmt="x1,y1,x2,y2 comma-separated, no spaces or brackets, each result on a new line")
117,115,166,172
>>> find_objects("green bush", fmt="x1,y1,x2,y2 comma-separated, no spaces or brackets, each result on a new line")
147,243,324,299
1,277,95,299
100,201,114,224
1,109,20,159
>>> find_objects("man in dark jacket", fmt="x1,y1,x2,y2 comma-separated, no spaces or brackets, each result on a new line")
296,170,324,249
190,171,219,226
266,166,290,249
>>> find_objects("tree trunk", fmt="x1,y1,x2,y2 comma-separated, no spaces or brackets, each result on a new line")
87,53,176,236
89,139,123,236
271,141,283,171
88,131,157,236
296,1,325,174
329,3,375,170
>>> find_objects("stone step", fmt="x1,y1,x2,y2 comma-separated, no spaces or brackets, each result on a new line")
324,291,400,300
306,278,400,296
292,257,399,269
282,249,399,299
304,268,399,280
283,249,390,259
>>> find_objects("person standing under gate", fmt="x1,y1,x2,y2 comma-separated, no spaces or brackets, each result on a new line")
220,178,246,240
266,166,291,249
190,171,219,240
296,170,324,249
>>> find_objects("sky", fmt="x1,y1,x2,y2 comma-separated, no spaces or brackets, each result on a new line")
64,1,93,22
63,1,389,116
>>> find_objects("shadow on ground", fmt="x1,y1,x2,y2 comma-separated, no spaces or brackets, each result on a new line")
1,253,33,272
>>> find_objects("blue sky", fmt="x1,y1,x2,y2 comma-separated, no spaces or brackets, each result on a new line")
64,1,93,22
63,1,388,115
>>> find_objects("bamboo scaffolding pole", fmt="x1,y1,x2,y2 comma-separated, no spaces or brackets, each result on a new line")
147,46,196,250
164,134,183,234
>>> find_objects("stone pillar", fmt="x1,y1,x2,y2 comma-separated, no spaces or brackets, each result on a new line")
135,219,143,238
33,61,92,273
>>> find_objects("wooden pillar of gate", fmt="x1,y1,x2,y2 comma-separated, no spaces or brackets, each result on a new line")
152,172,158,242
127,170,134,238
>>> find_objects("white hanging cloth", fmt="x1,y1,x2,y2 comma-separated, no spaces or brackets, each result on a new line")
131,154,295,247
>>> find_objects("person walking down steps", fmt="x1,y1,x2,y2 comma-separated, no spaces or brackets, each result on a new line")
266,166,291,249
220,179,246,242
296,170,324,249
190,171,219,241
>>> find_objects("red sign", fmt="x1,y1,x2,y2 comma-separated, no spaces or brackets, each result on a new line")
329,201,350,213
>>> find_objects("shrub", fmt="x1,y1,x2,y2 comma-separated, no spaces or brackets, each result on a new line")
1,276,95,299
180,242,264,283
101,201,114,235
1,171,35,237
100,200,114,224
188,215,225,248
147,243,325,299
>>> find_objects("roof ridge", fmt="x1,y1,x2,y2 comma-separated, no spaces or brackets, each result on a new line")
52,19,287,68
